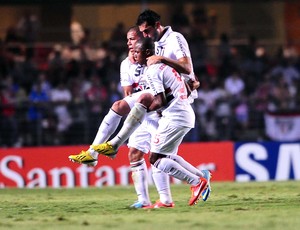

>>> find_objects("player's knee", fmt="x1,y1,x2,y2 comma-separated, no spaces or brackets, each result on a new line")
149,152,164,165
128,148,145,163
137,93,154,108
112,100,130,115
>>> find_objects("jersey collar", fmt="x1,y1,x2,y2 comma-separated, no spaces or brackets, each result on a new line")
157,26,173,43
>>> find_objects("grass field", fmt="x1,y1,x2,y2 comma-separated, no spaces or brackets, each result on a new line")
0,181,299,230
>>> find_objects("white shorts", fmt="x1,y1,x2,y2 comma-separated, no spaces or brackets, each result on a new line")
123,89,153,109
150,117,191,155
127,112,159,154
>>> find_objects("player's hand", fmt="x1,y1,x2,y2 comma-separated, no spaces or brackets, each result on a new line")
147,55,163,66
185,79,200,96
189,79,200,91
188,74,200,91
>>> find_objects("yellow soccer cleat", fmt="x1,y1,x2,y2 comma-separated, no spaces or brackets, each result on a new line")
68,150,97,165
91,141,117,159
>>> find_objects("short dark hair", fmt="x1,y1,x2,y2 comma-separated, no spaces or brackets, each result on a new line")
128,26,143,39
136,37,154,54
136,9,161,27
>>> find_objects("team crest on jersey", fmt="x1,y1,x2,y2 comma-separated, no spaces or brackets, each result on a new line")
134,81,149,92
133,65,149,92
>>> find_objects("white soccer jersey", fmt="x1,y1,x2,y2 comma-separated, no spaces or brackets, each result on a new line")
120,57,148,92
155,26,197,101
155,26,195,82
146,63,195,128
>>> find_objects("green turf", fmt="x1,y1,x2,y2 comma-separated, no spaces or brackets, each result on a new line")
0,181,299,230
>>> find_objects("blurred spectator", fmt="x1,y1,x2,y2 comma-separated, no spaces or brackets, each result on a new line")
50,81,72,145
233,93,250,139
84,75,109,142
214,93,233,140
0,84,19,147
48,44,65,86
282,60,300,91
224,68,245,97
16,11,40,43
190,36,208,79
218,33,231,62
10,46,39,94
3,76,27,146
171,4,190,38
67,76,90,144
191,6,209,39
241,35,257,61
218,33,232,79
268,74,294,111
110,22,126,48
108,81,122,105
207,9,218,39
94,42,111,85
281,40,298,62
70,21,85,46
195,79,228,140
26,80,51,146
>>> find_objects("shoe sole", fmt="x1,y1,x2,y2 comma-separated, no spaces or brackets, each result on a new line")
143,204,174,209
129,204,151,209
68,157,97,164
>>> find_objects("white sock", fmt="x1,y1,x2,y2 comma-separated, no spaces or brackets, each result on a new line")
167,155,204,177
131,159,150,205
110,103,146,148
88,109,122,158
152,165,173,204
154,157,199,186
92,109,122,145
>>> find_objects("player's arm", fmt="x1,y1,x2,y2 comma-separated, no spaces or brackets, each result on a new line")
147,55,192,75
148,55,199,91
136,88,166,112
146,92,166,112
120,59,134,97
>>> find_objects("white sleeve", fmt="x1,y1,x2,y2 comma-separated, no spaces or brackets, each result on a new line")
171,32,191,60
120,58,132,87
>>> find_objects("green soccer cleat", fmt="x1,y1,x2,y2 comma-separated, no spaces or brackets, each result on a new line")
91,141,117,159
68,150,97,166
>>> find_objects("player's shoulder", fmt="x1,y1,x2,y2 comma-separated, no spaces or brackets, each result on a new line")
120,56,131,65
149,63,167,71
121,57,138,69
168,28,186,40
149,64,173,79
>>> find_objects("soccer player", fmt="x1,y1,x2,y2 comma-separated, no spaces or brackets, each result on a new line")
92,37,208,206
136,9,200,100
135,9,210,205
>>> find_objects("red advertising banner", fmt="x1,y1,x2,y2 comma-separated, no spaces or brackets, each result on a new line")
0,142,234,188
